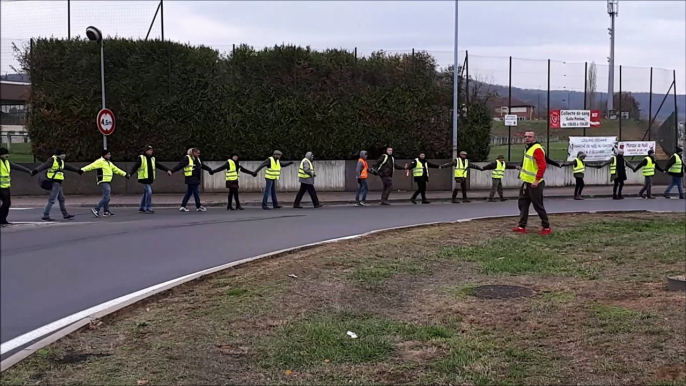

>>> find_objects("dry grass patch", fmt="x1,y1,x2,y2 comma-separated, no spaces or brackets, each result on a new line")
2,212,685,386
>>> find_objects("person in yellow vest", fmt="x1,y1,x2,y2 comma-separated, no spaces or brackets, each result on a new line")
170,147,214,212
0,147,33,225
597,149,630,199
662,147,684,199
81,150,129,218
211,151,257,210
631,149,663,199
31,149,82,222
293,151,323,209
480,155,520,202
406,152,440,204
440,151,482,203
512,131,551,235
129,145,171,214
254,150,294,210
561,152,602,200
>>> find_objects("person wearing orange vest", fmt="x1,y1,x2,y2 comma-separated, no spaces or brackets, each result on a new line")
354,150,369,206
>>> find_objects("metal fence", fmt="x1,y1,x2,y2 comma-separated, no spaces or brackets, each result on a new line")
464,53,683,162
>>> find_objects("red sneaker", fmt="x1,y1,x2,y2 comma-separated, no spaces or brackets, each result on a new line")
539,228,552,236
512,226,526,234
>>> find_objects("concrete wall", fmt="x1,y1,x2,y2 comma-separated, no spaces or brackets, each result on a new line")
9,158,679,196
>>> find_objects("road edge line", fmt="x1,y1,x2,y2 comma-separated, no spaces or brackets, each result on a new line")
0,208,657,371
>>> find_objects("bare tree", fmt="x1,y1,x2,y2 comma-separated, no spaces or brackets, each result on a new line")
586,62,597,109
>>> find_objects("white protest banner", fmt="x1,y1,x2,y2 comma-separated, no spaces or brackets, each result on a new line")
567,136,618,162
617,141,656,157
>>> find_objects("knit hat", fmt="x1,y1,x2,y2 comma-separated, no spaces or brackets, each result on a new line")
0,147,8,156
54,149,65,155
648,149,655,155
676,147,683,153
496,155,505,160
273,150,283,156
144,145,153,151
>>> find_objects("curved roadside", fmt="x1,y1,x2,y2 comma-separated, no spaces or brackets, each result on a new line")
2,199,684,371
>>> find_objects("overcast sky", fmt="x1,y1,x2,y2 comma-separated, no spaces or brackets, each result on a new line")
1,0,684,93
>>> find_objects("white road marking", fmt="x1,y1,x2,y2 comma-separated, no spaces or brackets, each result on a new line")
8,208,34,211
0,208,666,371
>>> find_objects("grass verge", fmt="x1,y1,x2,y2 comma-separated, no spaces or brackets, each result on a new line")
2,212,685,386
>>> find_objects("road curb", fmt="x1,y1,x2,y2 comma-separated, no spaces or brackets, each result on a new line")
0,208,667,371
77,193,648,208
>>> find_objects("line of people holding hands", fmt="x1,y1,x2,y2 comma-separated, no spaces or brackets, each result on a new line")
0,141,682,225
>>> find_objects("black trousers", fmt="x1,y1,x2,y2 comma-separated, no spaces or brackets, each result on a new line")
518,181,550,229
613,179,624,197
574,177,585,196
228,188,241,208
381,177,393,202
0,188,11,224
452,178,468,200
411,179,427,201
294,183,320,206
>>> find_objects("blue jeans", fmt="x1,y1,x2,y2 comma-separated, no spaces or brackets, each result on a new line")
95,182,111,212
262,179,279,207
664,176,684,197
43,182,68,218
140,184,153,211
181,184,201,209
355,179,369,202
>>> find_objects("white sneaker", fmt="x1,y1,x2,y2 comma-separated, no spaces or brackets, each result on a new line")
179,207,189,212
360,202,368,206
197,206,207,212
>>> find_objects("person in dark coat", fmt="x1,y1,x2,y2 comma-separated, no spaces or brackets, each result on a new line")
597,149,630,199
212,152,257,210
406,152,440,204
372,146,405,205
170,147,213,212
0,147,33,225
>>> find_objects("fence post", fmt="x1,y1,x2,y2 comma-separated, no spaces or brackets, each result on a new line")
160,0,165,41
465,51,469,109
674,69,679,147
619,65,622,141
648,67,653,141
546,59,550,154
508,56,512,161
67,0,71,40
583,62,587,136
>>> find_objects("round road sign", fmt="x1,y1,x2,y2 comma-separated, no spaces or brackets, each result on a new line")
97,108,116,136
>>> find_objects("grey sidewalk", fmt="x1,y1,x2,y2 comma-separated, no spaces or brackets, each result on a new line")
9,185,677,208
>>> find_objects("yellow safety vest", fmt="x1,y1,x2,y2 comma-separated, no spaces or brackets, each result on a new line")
82,157,127,184
265,157,281,180
183,155,194,177
454,158,469,178
573,158,585,174
47,156,65,181
492,160,506,179
225,159,238,181
668,154,683,174
643,157,655,176
0,159,10,189
298,158,314,179
412,158,428,177
610,156,617,175
520,144,545,183
137,155,156,180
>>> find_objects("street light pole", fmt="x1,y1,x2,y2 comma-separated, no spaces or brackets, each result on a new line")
452,0,458,192
87,26,107,150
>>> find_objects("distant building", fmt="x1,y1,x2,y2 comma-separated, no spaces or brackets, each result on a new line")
487,96,536,121
1,80,30,142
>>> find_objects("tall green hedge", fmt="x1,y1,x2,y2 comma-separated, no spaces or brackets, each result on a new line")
22,38,490,161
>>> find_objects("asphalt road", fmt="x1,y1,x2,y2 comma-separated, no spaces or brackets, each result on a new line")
2,198,684,348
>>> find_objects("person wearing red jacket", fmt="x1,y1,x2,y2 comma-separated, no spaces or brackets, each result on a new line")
513,131,551,235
